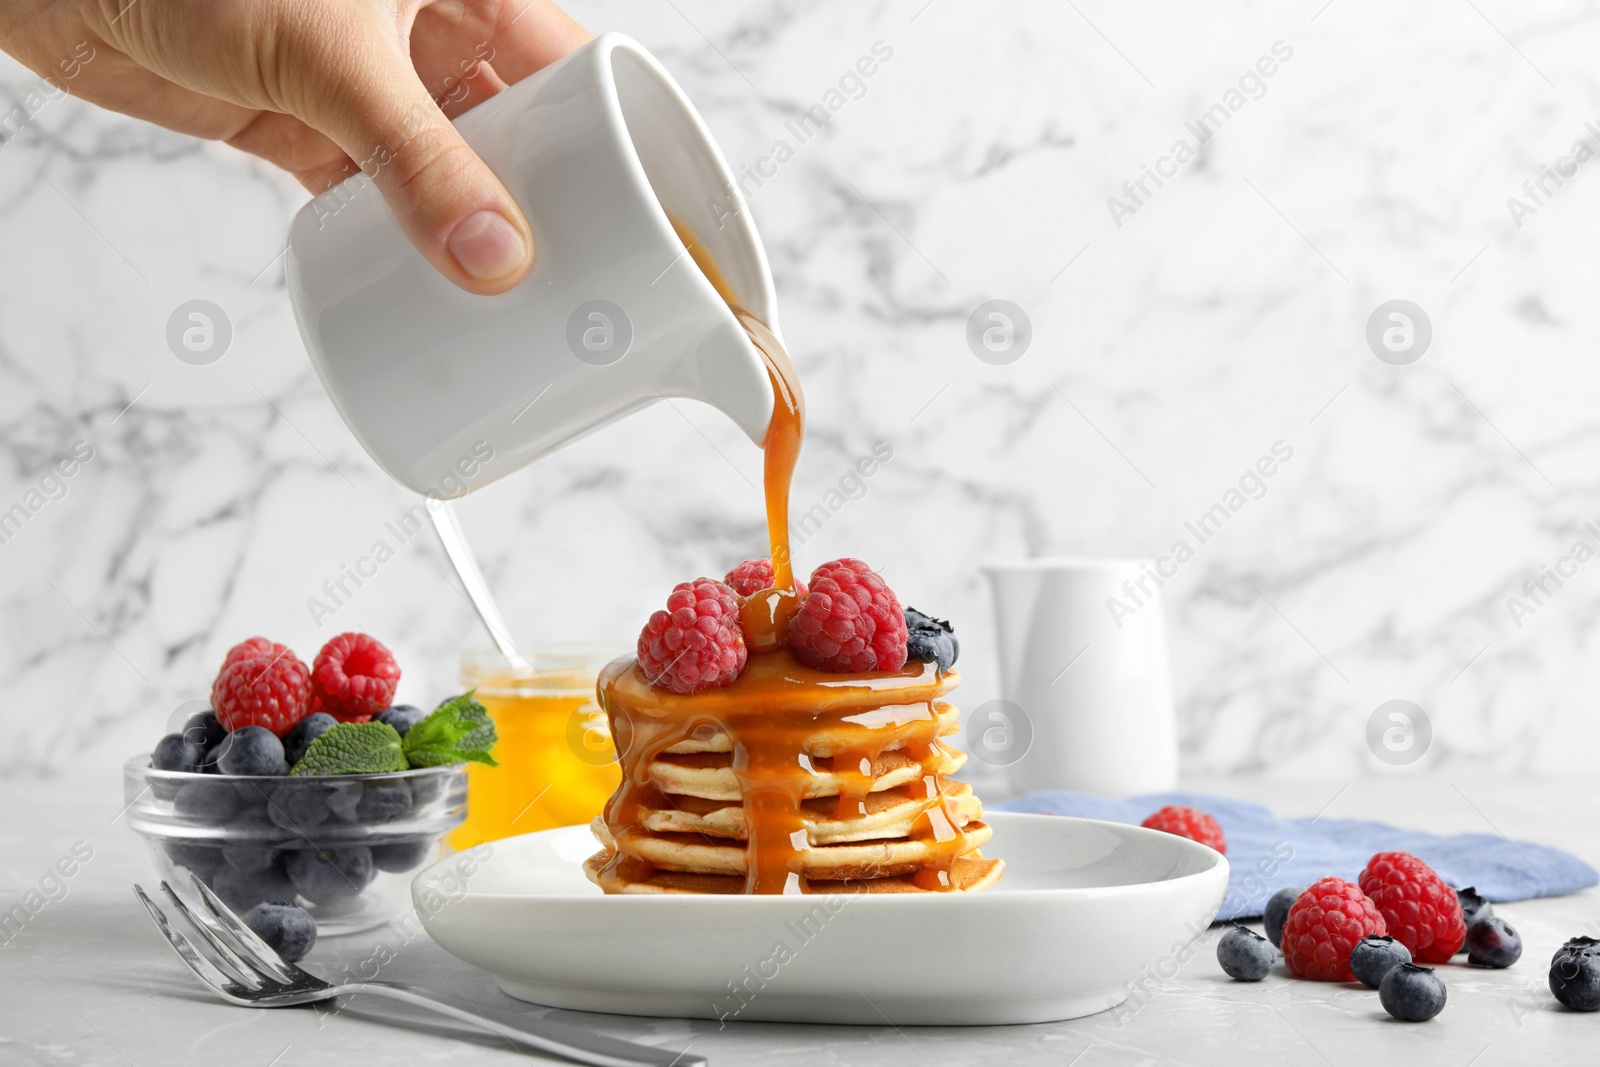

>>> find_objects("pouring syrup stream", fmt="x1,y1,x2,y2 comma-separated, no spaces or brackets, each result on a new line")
670,219,806,646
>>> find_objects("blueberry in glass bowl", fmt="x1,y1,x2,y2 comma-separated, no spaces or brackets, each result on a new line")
124,757,467,936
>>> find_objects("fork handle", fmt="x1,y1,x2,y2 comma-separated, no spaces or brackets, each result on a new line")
339,982,704,1067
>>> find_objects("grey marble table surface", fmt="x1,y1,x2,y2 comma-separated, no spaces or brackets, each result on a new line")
4,772,1595,1066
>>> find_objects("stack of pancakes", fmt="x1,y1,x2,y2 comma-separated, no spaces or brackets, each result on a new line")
584,650,1003,895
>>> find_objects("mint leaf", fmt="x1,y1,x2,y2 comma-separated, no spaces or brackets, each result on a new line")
290,721,407,776
403,691,499,768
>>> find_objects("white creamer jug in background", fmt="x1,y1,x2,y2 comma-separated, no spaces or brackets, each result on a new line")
285,32,778,500
983,559,1179,797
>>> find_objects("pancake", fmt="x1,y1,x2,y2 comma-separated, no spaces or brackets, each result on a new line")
638,780,983,844
656,700,960,757
594,817,993,879
646,744,968,802
601,652,960,720
583,852,1005,895
592,648,1000,896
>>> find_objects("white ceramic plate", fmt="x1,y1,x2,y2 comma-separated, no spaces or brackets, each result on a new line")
414,811,1228,1025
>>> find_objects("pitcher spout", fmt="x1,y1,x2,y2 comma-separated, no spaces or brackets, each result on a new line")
653,313,778,447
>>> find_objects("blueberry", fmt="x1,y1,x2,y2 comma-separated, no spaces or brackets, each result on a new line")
324,781,363,822
371,838,434,873
152,733,205,773
232,776,274,803
211,861,297,913
1550,937,1600,1010
182,710,228,751
356,782,413,822
1379,963,1447,1022
228,779,277,824
1464,916,1521,968
265,783,330,833
1350,934,1412,989
374,705,426,738
226,798,278,833
163,840,223,877
285,846,375,905
408,774,445,808
1263,886,1301,948
1216,924,1275,981
1456,885,1492,925
903,607,958,671
216,726,288,776
221,845,281,875
243,901,318,962
1456,887,1493,953
174,779,241,822
283,712,337,766
197,738,227,773
198,732,232,773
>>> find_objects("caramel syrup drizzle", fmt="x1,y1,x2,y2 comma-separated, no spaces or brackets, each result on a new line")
590,219,969,894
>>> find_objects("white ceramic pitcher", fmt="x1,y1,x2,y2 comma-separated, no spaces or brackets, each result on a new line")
982,559,1179,797
284,34,781,657
285,32,778,498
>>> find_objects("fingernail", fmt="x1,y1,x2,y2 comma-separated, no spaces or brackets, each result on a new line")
447,210,528,282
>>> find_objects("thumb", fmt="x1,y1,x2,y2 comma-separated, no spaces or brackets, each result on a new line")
301,36,533,295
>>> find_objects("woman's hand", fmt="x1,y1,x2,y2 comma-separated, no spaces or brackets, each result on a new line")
0,1,589,294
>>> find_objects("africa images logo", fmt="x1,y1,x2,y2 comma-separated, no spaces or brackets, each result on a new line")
1107,40,1295,228
1105,441,1294,627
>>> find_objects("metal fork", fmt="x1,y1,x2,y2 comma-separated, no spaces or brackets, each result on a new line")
133,877,704,1067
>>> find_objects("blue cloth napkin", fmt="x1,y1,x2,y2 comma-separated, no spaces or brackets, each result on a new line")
995,790,1598,922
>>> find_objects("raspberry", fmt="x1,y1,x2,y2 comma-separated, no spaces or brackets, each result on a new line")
221,636,293,672
311,633,401,722
637,578,747,694
1359,851,1466,963
1281,877,1387,981
786,558,908,673
1140,805,1227,854
724,558,807,598
211,655,313,736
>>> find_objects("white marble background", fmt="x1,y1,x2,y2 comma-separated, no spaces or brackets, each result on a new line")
2,0,1597,786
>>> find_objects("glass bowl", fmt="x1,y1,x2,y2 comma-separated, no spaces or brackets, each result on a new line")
123,755,466,936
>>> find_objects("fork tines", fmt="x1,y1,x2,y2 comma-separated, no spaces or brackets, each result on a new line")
133,875,317,1003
